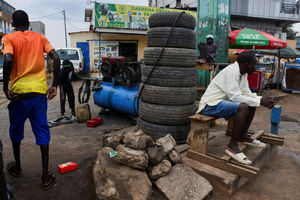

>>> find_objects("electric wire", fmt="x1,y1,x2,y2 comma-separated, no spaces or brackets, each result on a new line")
66,17,87,30
31,10,63,21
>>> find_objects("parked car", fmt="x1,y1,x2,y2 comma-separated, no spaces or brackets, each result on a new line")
56,48,84,74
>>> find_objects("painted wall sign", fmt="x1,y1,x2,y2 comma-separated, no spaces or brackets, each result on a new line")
94,2,196,30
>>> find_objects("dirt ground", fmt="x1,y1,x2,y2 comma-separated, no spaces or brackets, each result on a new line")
0,78,299,200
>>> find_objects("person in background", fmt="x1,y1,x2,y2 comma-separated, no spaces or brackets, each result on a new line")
2,10,60,190
59,59,76,118
206,34,218,63
197,34,218,63
197,51,275,165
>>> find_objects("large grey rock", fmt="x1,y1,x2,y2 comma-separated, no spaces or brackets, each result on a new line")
156,134,176,156
148,160,172,180
124,130,154,150
168,150,182,164
148,146,164,165
116,145,149,170
93,147,152,200
103,132,125,149
155,164,213,200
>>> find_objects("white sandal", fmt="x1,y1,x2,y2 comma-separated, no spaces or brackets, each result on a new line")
243,139,266,148
225,149,252,165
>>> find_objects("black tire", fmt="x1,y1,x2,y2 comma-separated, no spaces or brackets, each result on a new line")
139,101,196,125
138,118,190,143
144,47,197,67
149,12,196,29
142,65,197,87
140,85,196,105
147,27,196,49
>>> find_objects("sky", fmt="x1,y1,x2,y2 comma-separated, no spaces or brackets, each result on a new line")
6,0,149,48
5,0,300,47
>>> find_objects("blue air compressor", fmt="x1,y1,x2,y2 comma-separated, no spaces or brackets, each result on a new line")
91,56,141,116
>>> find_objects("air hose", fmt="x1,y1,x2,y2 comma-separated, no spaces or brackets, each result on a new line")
75,72,100,104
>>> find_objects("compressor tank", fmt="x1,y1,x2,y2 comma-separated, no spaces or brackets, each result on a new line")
93,82,139,116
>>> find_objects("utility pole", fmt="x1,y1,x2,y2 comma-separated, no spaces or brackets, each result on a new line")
63,9,68,47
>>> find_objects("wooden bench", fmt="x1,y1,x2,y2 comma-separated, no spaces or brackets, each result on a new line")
186,113,284,180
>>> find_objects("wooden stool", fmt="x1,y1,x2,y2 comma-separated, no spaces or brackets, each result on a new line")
187,114,233,154
186,114,217,154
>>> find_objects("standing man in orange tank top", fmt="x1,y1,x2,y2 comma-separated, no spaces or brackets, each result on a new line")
2,10,60,190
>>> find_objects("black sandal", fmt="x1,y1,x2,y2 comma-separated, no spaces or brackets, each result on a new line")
6,161,22,177
42,173,56,190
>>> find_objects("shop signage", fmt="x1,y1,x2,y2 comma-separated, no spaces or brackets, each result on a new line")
92,40,119,69
94,2,196,29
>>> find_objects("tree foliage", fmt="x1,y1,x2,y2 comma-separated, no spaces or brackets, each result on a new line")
282,24,298,39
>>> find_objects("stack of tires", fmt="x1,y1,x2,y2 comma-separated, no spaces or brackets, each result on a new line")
138,12,198,143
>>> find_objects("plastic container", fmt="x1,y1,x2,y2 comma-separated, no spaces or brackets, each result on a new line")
58,162,78,173
75,103,91,123
247,66,266,91
86,118,103,127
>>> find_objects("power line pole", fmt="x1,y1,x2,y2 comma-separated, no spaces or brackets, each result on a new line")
63,9,68,47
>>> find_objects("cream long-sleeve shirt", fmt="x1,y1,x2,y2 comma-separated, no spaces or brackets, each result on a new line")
197,61,262,113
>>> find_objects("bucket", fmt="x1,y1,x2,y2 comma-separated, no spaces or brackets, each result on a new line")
75,103,91,123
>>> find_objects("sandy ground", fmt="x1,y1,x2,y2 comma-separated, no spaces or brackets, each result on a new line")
0,78,299,200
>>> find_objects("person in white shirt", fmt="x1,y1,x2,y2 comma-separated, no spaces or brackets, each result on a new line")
197,51,275,164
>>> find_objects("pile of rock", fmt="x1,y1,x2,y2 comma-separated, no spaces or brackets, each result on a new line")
93,130,213,200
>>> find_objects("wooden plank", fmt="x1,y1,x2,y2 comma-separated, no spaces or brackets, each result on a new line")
248,132,284,140
207,153,259,173
187,150,258,180
247,132,284,146
221,130,265,161
252,135,284,146
189,114,217,122
197,86,207,91
212,63,220,78
195,64,214,70
250,130,265,139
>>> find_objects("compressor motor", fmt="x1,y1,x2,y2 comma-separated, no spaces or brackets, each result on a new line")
100,56,141,86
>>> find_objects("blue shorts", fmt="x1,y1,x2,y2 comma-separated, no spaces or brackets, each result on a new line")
202,100,241,118
8,95,50,145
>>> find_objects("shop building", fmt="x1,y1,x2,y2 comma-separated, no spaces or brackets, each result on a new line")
0,0,15,41
69,2,196,71
69,29,146,71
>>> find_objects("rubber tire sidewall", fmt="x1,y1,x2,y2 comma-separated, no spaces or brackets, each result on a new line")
139,101,197,125
140,85,197,105
147,27,196,49
137,118,190,143
144,47,197,67
141,65,197,87
149,12,196,29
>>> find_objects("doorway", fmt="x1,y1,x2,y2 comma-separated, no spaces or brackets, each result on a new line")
118,42,137,62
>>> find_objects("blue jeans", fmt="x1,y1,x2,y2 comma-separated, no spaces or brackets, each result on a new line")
202,100,241,118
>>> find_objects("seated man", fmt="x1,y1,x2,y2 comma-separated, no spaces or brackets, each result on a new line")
197,51,275,165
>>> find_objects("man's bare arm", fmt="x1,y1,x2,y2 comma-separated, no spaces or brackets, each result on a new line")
3,53,13,91
3,53,17,99
48,49,60,87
